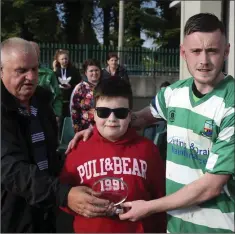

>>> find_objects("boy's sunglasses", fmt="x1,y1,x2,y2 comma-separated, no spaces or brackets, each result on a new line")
95,107,130,119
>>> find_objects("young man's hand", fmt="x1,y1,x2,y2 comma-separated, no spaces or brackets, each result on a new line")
119,200,152,221
65,127,93,154
67,186,110,218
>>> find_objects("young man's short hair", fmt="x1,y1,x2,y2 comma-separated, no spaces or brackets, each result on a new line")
184,13,225,36
94,78,133,109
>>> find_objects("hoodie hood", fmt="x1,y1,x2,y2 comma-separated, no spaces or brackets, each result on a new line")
92,125,139,145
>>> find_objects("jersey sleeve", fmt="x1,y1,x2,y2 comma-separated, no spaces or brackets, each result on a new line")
150,88,168,120
205,106,234,175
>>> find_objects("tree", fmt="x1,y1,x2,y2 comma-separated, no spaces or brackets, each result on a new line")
155,0,180,48
61,0,98,44
93,0,165,47
1,0,61,42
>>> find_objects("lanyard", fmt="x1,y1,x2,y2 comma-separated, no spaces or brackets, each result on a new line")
61,68,67,80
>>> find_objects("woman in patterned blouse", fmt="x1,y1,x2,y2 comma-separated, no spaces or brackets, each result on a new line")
70,59,101,132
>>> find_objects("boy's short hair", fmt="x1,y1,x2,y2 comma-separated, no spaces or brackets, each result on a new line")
184,13,225,36
94,78,133,109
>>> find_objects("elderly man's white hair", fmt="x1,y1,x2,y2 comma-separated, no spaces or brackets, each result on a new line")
1,37,36,67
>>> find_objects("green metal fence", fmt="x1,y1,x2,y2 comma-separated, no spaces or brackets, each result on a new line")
39,43,180,76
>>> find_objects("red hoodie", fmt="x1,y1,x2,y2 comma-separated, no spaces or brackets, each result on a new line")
60,126,166,233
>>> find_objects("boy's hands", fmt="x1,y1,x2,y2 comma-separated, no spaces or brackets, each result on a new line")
67,186,110,218
65,127,93,154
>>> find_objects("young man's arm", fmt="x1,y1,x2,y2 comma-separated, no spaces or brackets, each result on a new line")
120,108,234,221
65,126,93,154
131,106,158,130
119,173,230,221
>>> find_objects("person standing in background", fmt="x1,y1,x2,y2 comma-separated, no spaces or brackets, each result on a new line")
102,52,130,85
70,59,102,133
53,49,81,118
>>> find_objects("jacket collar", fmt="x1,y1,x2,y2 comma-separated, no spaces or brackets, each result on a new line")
1,81,52,111
105,65,124,74
1,81,20,111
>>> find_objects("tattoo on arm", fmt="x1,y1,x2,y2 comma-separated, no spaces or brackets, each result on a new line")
131,113,138,123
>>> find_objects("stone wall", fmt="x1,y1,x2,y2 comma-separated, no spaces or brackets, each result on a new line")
129,75,179,97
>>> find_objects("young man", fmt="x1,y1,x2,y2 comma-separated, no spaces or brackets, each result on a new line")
119,13,234,233
59,79,166,233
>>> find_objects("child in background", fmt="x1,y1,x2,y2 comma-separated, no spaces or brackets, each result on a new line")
59,78,166,233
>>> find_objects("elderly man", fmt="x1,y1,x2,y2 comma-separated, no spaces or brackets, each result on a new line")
1,37,109,233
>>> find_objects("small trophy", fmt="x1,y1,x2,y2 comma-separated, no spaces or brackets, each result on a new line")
92,177,128,214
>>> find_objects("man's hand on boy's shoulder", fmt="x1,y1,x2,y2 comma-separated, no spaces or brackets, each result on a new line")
65,126,94,154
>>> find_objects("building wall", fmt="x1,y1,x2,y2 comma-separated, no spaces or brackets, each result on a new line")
129,75,179,97
226,0,234,77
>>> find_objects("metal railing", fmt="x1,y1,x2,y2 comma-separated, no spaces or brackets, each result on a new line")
39,43,180,76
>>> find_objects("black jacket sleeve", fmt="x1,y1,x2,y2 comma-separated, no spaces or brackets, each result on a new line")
1,122,72,208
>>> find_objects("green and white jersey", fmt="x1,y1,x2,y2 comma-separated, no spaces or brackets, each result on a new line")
150,75,235,233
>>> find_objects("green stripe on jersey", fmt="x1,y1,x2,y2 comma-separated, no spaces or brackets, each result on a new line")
167,215,234,233
166,179,234,213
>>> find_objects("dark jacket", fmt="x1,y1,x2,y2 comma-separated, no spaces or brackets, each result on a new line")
54,65,81,102
102,65,130,84
1,83,72,233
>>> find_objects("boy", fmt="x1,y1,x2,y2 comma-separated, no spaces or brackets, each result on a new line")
59,78,166,233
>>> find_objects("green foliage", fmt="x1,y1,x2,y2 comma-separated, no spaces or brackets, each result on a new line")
61,0,99,44
154,0,180,47
1,0,61,42
94,0,167,47
1,0,180,48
